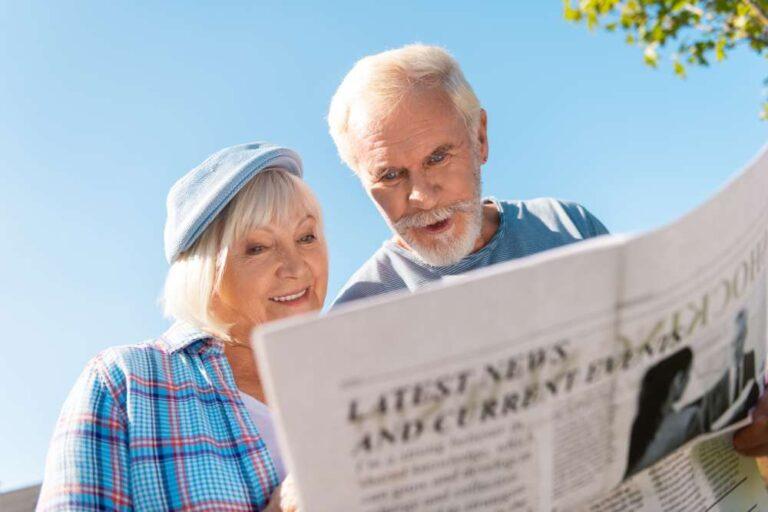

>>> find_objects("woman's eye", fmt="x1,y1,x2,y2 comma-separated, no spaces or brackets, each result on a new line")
246,244,266,255
299,233,317,244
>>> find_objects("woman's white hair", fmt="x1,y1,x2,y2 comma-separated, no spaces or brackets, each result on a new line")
327,43,482,170
161,168,321,341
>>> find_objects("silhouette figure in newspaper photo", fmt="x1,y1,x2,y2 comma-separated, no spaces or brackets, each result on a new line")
700,308,759,431
624,309,761,479
624,347,703,479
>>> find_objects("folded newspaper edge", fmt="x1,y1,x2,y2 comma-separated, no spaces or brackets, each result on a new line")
255,144,768,512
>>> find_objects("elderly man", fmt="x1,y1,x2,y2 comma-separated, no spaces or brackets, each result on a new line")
328,44,608,306
327,43,768,462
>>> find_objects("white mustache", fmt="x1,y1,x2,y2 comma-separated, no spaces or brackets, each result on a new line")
394,200,477,231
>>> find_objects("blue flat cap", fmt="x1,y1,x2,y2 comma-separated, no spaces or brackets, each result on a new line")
164,141,303,263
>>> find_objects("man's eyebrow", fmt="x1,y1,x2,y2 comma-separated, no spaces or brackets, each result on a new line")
424,144,455,163
431,143,455,154
421,142,456,167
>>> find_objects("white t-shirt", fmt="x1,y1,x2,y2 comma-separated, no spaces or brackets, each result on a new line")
239,391,287,481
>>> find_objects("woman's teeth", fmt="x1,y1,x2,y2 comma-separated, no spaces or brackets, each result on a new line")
270,288,308,302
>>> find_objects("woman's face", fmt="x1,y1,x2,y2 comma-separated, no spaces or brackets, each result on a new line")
214,204,328,341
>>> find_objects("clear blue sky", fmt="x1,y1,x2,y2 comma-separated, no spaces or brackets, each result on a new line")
0,1,765,491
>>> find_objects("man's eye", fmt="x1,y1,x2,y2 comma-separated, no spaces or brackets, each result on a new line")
381,169,402,181
246,244,266,255
299,233,316,244
427,152,447,165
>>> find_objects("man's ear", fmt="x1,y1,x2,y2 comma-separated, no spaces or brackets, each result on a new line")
477,109,489,164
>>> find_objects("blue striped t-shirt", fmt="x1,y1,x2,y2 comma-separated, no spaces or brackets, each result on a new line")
331,197,609,307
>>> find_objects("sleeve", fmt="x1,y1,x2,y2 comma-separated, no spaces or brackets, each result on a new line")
329,251,407,309
37,359,132,511
330,280,393,309
560,201,610,238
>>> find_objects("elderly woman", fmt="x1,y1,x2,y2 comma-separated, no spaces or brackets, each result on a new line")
37,142,323,511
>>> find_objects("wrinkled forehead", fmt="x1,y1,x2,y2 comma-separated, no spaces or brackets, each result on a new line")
348,89,468,175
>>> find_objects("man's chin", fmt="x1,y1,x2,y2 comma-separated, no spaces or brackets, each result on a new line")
394,211,482,266
404,236,473,266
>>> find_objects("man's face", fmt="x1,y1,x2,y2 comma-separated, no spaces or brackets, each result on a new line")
348,88,489,266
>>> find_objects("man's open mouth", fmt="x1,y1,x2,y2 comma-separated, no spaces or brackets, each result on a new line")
422,217,452,233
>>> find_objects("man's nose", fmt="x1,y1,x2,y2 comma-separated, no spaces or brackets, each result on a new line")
408,172,439,210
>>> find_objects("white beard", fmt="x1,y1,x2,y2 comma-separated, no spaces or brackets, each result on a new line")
390,177,484,266
403,204,483,266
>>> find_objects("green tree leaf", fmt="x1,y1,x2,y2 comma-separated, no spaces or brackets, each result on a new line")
563,0,768,119
674,59,687,78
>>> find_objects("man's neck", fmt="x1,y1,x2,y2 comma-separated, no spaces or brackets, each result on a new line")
474,201,501,252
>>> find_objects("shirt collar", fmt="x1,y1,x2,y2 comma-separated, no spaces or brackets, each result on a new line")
158,321,216,354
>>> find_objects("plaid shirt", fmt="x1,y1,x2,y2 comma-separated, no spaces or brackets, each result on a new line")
38,322,280,511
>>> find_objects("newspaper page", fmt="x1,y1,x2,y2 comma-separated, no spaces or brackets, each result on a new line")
254,146,768,511
578,141,768,512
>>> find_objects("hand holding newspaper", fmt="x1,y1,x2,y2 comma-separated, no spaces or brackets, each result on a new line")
254,146,768,511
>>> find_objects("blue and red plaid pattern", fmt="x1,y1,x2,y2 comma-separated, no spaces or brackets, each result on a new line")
38,322,280,511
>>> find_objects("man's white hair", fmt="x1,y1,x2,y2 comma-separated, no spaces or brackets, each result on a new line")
161,168,321,342
328,44,482,170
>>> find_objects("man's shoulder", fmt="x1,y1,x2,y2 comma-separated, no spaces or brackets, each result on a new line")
498,197,609,239
331,245,408,308
498,197,594,223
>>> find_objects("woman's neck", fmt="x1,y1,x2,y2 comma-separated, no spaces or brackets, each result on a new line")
224,342,266,403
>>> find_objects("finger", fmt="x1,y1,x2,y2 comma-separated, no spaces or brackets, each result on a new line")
280,487,299,512
752,392,768,420
279,475,299,512
733,418,768,452
733,440,768,457
263,484,283,512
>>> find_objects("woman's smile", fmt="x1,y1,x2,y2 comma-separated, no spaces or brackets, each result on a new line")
269,286,311,305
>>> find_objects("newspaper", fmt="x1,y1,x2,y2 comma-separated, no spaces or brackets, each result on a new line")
254,145,768,511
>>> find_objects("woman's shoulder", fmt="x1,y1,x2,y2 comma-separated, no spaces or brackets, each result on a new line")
91,339,166,381
86,322,215,392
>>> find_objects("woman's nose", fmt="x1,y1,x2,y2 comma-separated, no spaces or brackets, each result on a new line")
276,247,308,279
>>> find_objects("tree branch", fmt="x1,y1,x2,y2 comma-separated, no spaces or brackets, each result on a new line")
744,0,768,29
